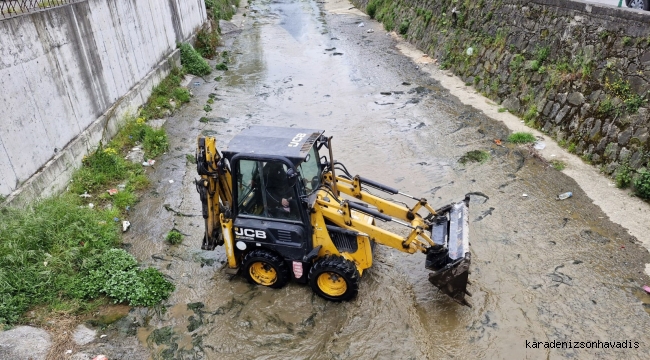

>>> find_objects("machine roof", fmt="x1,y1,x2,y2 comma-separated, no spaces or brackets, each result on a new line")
222,126,324,163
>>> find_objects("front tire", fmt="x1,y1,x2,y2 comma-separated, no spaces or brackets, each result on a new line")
308,255,360,301
242,249,290,289
627,0,649,10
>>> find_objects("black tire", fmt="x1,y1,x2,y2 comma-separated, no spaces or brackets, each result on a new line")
242,249,290,289
308,255,360,301
627,0,649,10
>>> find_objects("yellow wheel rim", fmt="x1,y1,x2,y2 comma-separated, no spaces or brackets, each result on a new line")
317,272,347,297
249,262,277,286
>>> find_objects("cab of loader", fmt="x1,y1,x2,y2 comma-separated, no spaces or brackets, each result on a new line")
219,127,327,283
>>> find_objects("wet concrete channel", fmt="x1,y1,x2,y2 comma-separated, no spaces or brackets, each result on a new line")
85,0,650,358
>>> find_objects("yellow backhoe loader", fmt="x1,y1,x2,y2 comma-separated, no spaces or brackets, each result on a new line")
195,126,475,306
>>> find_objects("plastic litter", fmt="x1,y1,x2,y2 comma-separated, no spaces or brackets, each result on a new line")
92,356,108,360
522,194,528,197
169,180,174,184
113,217,120,222
117,184,126,190
88,203,94,209
100,335,107,339
107,189,118,196
66,350,73,355
466,47,474,56
194,81,201,86
557,192,572,200
142,159,156,166
643,285,650,294
534,141,546,150
122,221,131,232
80,192,92,198
358,22,365,27
367,29,374,33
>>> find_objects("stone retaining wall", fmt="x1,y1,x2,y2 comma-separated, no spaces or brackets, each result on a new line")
353,0,650,174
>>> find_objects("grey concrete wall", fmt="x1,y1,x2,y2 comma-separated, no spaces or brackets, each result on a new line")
352,0,650,174
0,0,206,199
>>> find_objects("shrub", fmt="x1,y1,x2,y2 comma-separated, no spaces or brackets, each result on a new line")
399,20,410,35
634,169,650,199
195,27,220,59
367,1,378,18
615,162,632,188
179,43,211,76
507,132,536,144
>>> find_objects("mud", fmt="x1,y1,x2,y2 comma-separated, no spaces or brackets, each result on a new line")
76,0,650,359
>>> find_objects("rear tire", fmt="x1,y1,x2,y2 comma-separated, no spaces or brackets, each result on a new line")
242,249,290,289
308,255,360,301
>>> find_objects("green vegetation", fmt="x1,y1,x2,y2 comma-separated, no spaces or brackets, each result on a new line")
204,105,213,112
567,143,577,153
509,54,525,71
615,162,632,188
507,132,536,144
0,65,194,326
0,197,174,325
139,67,191,120
459,150,490,165
634,169,650,199
399,19,410,35
523,105,538,123
166,230,184,245
179,43,211,76
498,107,507,113
367,0,378,18
186,154,197,164
195,27,220,59
622,37,632,46
550,160,566,171
215,62,229,71
205,0,238,22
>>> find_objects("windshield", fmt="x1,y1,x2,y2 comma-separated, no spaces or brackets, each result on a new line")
298,145,321,195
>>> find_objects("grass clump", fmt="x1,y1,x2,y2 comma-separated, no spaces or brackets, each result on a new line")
166,230,183,245
215,62,229,71
399,20,410,35
634,169,650,199
498,107,507,113
550,160,566,171
507,132,536,144
367,0,378,18
179,43,211,76
459,150,490,165
195,27,220,59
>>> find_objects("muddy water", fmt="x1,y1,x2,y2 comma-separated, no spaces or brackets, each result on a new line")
101,0,650,359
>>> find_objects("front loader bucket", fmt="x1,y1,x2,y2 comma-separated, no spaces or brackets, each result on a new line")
426,201,472,307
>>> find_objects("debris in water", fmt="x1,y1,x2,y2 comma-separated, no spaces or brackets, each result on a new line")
358,22,365,27
122,221,130,232
557,192,572,200
534,141,546,150
367,29,374,33
333,52,343,56
643,285,650,294
522,194,528,197
194,82,201,86
380,92,392,95
107,189,118,196
325,47,336,51
402,82,411,86
169,180,174,184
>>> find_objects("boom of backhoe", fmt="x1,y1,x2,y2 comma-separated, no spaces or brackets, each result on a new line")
195,126,474,306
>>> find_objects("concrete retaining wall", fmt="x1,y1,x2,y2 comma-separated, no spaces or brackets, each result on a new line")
353,0,650,174
0,0,206,202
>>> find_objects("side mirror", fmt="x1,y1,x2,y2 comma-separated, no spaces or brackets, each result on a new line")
286,168,299,187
